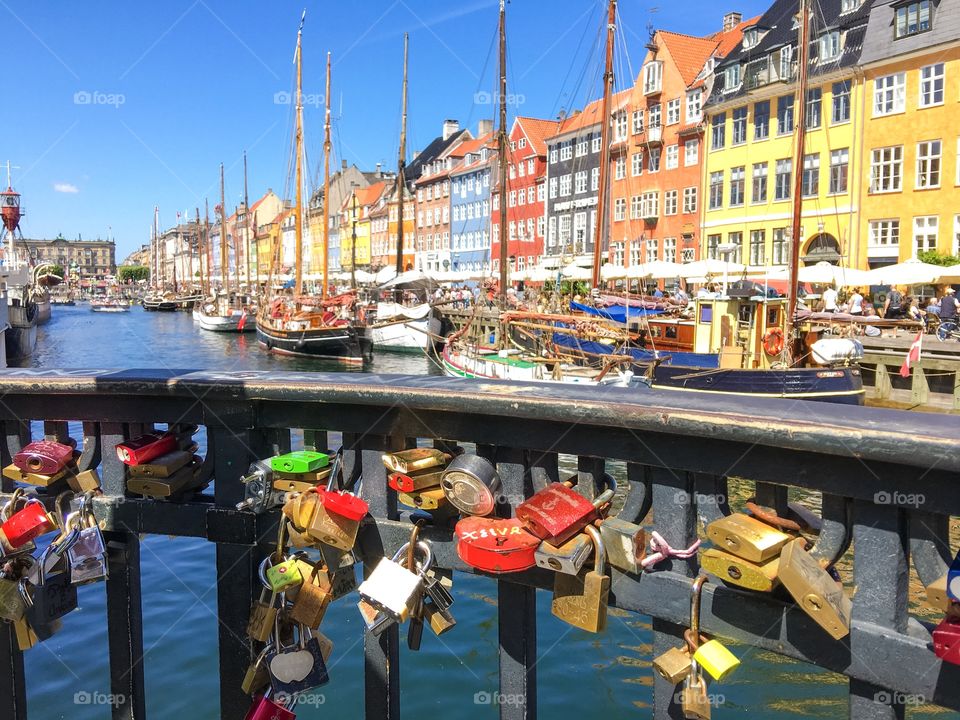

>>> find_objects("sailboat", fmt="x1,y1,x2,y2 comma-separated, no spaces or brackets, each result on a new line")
194,162,255,332
255,13,371,364
1,163,36,364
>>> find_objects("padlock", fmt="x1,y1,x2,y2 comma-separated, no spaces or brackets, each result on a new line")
241,646,272,696
516,482,614,546
248,588,280,643
927,573,951,612
397,487,449,512
933,610,960,665
0,576,28,621
306,486,368,551
3,463,70,488
388,468,445,494
358,541,430,622
25,535,79,637
127,460,201,499
244,689,296,720
272,451,328,474
382,447,451,475
289,560,332,629
13,440,74,476
265,557,304,594
653,644,692,684
455,516,540,573
680,659,711,720
67,468,101,494
705,513,792,563
357,598,396,635
273,467,332,493
66,495,108,585
128,449,194,477
948,549,960,603
535,533,594,575
13,615,39,652
778,537,851,640
115,433,177,466
423,599,457,635
439,454,501,517
266,621,330,696
238,461,286,514
597,517,646,575
0,500,56,554
551,526,610,633
686,575,740,682
700,547,780,592
313,630,334,663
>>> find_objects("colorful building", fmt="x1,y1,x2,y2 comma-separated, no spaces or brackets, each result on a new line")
339,182,385,271
492,116,559,276
369,184,416,272
703,0,870,270
857,0,960,267
450,126,496,272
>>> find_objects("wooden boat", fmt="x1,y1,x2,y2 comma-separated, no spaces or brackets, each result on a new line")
91,298,129,313
368,273,440,353
194,292,255,332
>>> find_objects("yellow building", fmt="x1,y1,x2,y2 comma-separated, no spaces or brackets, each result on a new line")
307,209,326,275
857,0,960,267
702,0,871,270
339,182,385,270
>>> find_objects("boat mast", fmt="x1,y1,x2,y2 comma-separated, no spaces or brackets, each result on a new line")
322,51,332,300
294,12,305,301
497,0,509,306
196,207,205,296
219,163,228,294
785,0,810,362
187,218,194,292
205,199,211,294
591,0,617,289
396,33,409,277
243,150,250,293
155,206,164,290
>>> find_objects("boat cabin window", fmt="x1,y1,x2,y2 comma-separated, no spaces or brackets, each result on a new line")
767,307,779,325
738,305,754,323
699,304,713,324
665,325,677,339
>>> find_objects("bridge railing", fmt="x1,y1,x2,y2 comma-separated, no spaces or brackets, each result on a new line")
0,368,957,720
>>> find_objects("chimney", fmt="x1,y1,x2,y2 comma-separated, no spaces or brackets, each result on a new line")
477,119,494,137
442,119,460,141
723,11,742,31
376,162,382,175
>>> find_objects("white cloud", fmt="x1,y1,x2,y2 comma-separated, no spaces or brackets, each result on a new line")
53,182,79,194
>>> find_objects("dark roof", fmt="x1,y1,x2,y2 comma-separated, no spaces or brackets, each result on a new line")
860,0,960,65
711,0,873,102
404,129,470,186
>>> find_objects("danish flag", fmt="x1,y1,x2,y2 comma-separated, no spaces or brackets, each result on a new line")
899,331,923,378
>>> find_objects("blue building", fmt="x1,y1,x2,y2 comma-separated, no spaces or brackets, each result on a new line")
449,131,495,273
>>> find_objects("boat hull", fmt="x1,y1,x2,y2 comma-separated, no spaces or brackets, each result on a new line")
650,365,865,405
6,302,37,363
193,307,255,332
369,317,436,352
441,345,631,386
35,298,51,325
256,322,371,364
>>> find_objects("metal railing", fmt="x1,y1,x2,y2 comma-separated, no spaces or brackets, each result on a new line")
0,368,958,720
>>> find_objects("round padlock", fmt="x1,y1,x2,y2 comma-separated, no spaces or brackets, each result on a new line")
454,516,539,573
441,454,501,517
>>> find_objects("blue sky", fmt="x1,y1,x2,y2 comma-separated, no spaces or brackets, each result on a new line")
5,0,768,259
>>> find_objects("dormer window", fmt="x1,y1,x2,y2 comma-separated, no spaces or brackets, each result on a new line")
723,63,741,92
743,28,759,49
840,0,859,12
820,30,840,61
894,0,931,38
643,61,663,94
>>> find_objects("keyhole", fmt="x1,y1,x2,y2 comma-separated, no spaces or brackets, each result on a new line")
548,558,562,570
726,566,742,580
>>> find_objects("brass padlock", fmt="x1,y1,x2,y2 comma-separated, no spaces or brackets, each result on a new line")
0,577,28,621
597,517,646,574
397,487,449,512
13,615,38,651
2,463,69,488
653,644,692,684
926,573,950,612
705,513,792,563
423,600,456,635
248,587,279,643
680,660,711,720
289,560,332,629
778,537,851,640
272,467,332,493
699,547,780,592
382,448,450,475
687,576,740,682
241,646,271,695
551,526,610,632
67,468,101,494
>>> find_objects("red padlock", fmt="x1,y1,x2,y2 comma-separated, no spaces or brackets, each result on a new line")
244,693,296,720
317,488,368,521
933,613,960,665
455,517,540,573
0,500,56,554
515,483,614,546
13,440,75,475
115,433,177,466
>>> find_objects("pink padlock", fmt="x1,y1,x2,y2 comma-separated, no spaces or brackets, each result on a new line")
244,692,296,720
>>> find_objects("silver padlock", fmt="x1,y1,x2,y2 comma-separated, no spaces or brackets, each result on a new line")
66,495,108,585
236,460,286,513
357,541,431,622
597,517,646,575
440,454,501,516
534,533,594,575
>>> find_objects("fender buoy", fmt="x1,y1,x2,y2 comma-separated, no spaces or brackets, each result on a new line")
763,328,785,356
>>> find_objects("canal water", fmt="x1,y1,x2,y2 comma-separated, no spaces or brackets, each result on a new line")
20,306,953,719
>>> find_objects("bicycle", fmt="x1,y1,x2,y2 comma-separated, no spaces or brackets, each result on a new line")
937,319,960,342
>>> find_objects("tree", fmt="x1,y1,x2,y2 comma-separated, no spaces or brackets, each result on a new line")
918,250,960,267
37,264,64,278
118,265,150,283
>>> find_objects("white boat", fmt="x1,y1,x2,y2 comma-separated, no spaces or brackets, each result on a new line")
368,301,438,352
193,293,255,332
440,343,634,386
91,299,129,313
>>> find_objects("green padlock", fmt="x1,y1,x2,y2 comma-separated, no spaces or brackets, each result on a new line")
265,557,303,593
271,451,329,474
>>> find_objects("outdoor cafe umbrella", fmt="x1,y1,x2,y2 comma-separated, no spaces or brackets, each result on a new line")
678,258,746,278
797,261,871,286
561,263,592,280
865,258,945,286
600,264,627,280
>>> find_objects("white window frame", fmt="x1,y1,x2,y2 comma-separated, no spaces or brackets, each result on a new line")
913,215,938,256
919,63,945,108
873,73,906,117
682,187,697,214
665,144,679,170
916,139,941,189
685,90,702,123
664,189,678,216
870,146,903,193
666,99,681,125
684,140,699,166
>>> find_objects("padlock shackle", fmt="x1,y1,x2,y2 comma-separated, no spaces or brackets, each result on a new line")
690,575,708,638
744,498,803,533
584,525,606,575
393,540,432,575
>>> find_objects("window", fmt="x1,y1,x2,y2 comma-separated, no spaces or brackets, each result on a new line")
806,88,822,129
709,172,724,209
549,147,558,164
641,192,659,218
517,189,525,206
868,219,900,248
591,136,602,153
527,187,535,204
870,146,903,192
732,107,747,145
576,139,588,157
614,198,626,221
895,0,931,39
664,237,677,263
648,147,661,173
537,217,544,236
684,140,698,166
508,190,516,208
559,174,572,196
772,228,788,264
575,171,587,194
729,166,745,206
548,217,557,246
631,152,643,177
707,234,721,259
666,144,679,169
560,142,573,161
630,195,642,219
537,183,545,201
749,230,766,265
665,190,678,215
723,63,741,91
919,64,945,107
777,95,794,134
914,215,938,254
802,153,820,197
527,159,534,174
646,238,658,264
779,45,793,80
649,104,662,128
711,113,726,150
874,73,906,116
752,163,768,203
832,81,851,123
841,0,859,11
615,156,626,180
754,100,770,140
726,232,743,263
573,213,587,253
549,177,557,198
632,110,644,134
743,28,759,49
819,31,840,62
591,168,599,191
829,149,849,194
643,61,663,93
683,187,697,214
916,140,941,189
615,112,628,140
559,216,571,246
682,248,696,262
686,91,702,123
666,99,681,125
775,159,792,200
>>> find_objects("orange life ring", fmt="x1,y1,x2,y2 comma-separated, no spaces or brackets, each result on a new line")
763,328,784,356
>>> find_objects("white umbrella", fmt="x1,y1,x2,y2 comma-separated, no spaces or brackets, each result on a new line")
380,270,436,289
510,268,529,282
937,264,960,282
625,264,651,279
797,261,871,286
561,263,591,280
678,258,746,278
600,264,627,280
526,266,553,283
866,259,945,286
643,260,683,279
353,270,377,284
375,266,397,284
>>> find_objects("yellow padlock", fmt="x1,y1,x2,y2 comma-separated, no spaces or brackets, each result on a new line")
688,575,740,682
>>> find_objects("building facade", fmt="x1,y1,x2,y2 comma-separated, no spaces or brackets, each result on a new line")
702,0,870,270
339,182,385,271
857,0,960,267
450,130,496,272
25,236,117,279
